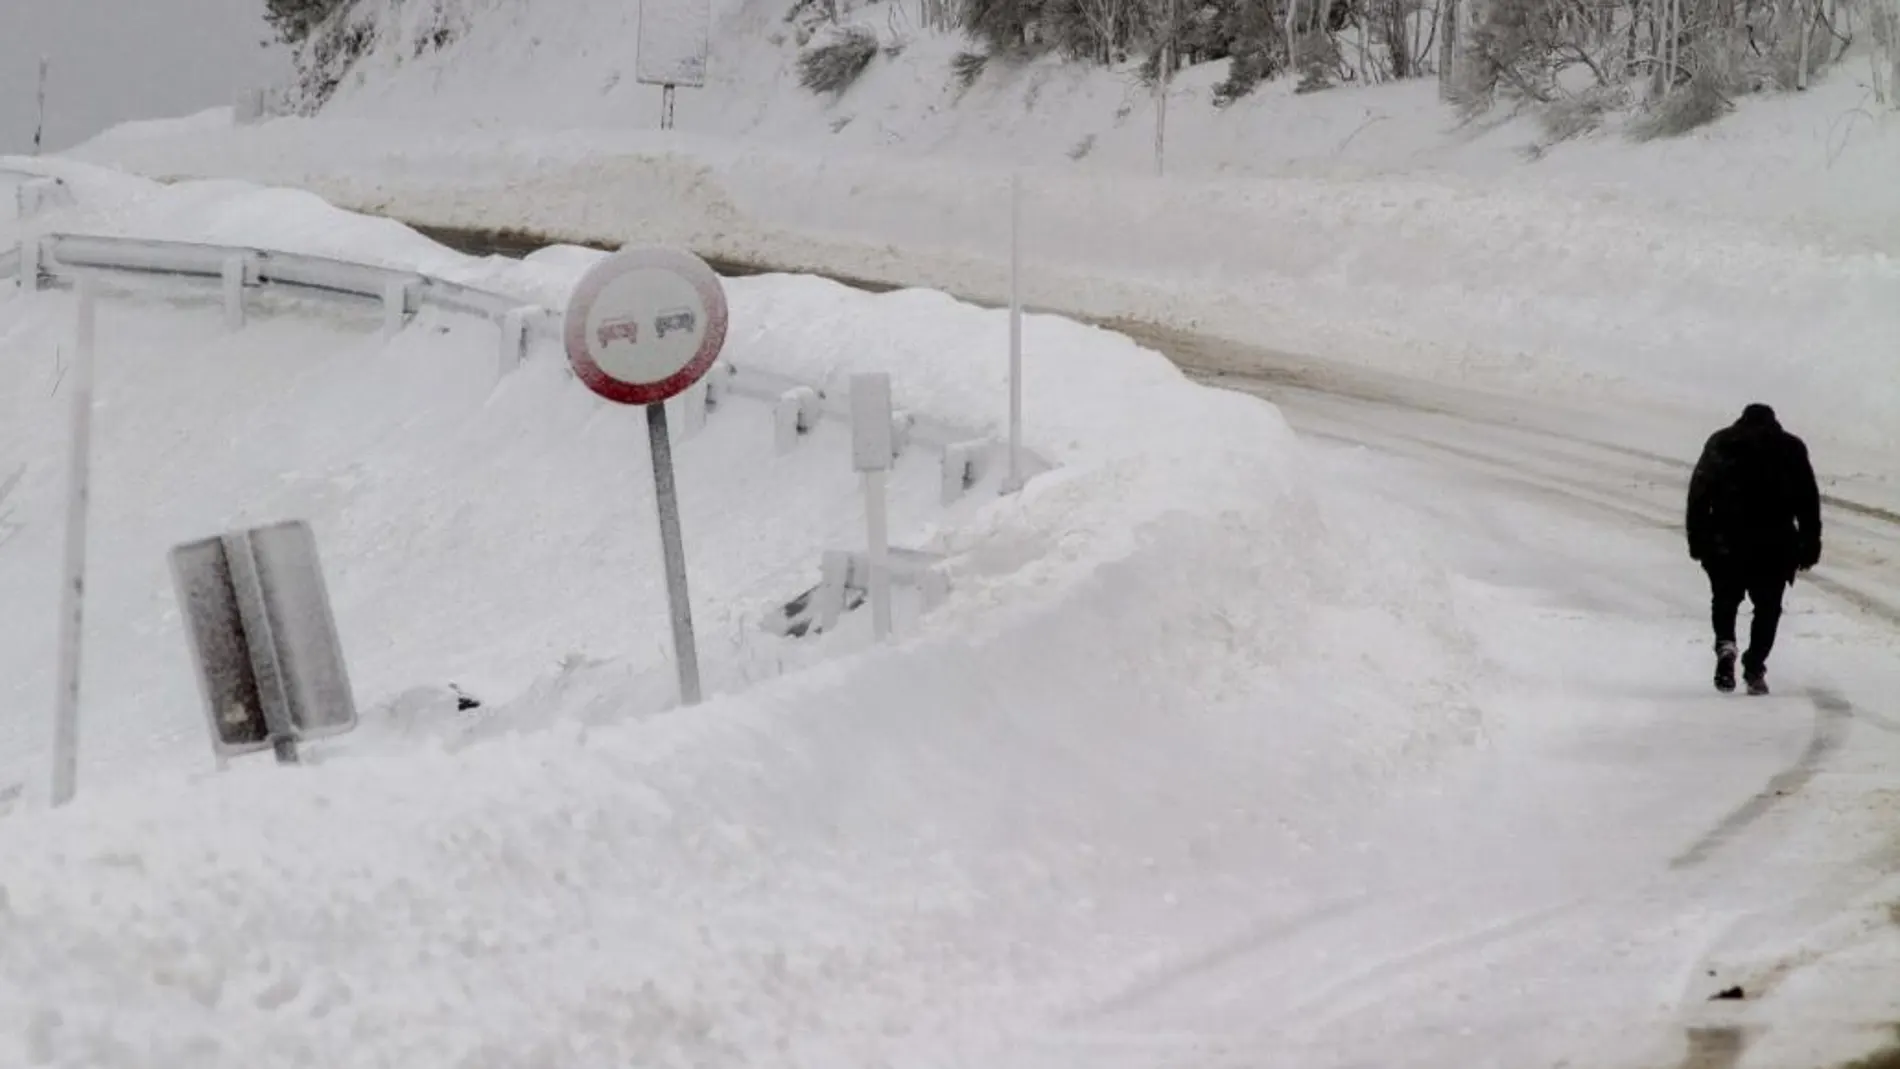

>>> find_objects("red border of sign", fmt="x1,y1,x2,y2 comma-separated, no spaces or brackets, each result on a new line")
563,246,730,407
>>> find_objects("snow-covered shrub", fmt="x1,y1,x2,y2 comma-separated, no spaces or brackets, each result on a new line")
799,25,880,93
266,0,349,44
951,49,989,88
1629,39,1740,140
1212,49,1270,105
1533,85,1626,146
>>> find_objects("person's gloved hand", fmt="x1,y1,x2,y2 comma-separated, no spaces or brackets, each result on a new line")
1798,534,1821,571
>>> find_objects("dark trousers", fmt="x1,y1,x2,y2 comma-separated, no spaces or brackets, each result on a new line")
1705,561,1788,672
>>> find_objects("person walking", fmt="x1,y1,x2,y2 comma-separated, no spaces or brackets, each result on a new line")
1685,403,1822,695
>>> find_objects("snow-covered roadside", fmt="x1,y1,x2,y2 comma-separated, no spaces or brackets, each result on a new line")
0,171,1521,1067
44,98,1900,467
5,169,1451,773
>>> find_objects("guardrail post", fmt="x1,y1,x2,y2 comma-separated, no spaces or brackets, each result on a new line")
381,278,416,338
774,386,822,456
703,363,732,412
674,380,711,437
221,254,250,330
940,439,990,505
15,178,63,222
890,408,915,462
21,238,44,293
498,307,532,377
815,550,853,633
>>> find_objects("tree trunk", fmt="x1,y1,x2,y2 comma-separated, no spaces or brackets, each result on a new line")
1625,0,1642,77
1437,0,1460,95
1288,0,1303,70
1797,0,1813,86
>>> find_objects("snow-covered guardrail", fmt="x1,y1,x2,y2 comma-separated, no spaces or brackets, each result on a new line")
2,231,1023,504
2,167,71,219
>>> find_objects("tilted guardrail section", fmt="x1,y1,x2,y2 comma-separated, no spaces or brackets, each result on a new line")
3,231,1034,502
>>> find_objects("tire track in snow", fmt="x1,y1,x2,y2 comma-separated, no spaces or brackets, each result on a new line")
1668,688,1855,871
1071,893,1375,1021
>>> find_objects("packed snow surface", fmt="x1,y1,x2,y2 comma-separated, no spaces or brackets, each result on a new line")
5,23,1900,1066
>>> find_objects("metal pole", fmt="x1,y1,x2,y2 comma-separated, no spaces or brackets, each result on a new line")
647,403,703,705
661,84,676,130
33,57,47,156
1007,171,1024,492
865,470,892,642
50,278,97,806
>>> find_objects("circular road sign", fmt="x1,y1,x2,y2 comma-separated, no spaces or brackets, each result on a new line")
563,246,730,406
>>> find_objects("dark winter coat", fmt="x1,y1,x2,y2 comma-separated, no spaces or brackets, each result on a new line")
1685,404,1821,575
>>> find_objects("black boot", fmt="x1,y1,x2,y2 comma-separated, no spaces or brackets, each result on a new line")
1713,640,1737,693
1744,664,1769,696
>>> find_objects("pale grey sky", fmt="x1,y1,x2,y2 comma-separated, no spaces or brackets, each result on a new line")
1,0,289,155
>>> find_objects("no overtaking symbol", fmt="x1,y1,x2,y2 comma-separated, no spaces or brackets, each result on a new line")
564,245,729,405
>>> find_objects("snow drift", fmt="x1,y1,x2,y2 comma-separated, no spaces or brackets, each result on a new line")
0,172,1486,1065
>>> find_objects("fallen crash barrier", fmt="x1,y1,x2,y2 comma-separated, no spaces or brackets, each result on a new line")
763,546,952,640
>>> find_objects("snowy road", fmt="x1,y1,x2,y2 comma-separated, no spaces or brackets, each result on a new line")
1034,330,1900,1069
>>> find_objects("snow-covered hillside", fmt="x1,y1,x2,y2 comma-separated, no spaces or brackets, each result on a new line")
286,0,1900,238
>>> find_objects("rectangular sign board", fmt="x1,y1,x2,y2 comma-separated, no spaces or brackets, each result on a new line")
636,0,712,86
171,535,274,755
170,520,358,757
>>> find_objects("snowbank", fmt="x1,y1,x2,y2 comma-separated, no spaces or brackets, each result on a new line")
0,173,1488,1065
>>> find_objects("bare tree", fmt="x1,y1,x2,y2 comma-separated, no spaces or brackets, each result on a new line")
1871,0,1900,103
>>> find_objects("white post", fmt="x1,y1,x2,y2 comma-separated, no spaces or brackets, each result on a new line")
865,471,892,641
50,278,98,807
851,373,896,642
222,255,247,330
498,307,532,378
1006,172,1025,493
381,278,411,337
20,238,44,293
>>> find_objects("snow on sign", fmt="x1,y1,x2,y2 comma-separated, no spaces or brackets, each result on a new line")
564,245,729,406
636,0,712,87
